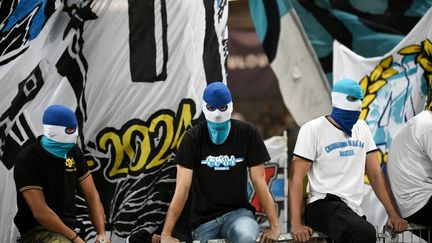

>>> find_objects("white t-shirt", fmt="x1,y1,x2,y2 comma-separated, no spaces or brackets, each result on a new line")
387,110,432,218
294,116,377,216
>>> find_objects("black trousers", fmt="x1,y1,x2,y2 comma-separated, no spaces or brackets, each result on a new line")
305,194,376,243
405,196,432,242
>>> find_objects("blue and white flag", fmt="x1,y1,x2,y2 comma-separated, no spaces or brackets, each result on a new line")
292,0,432,82
333,8,432,229
249,0,331,126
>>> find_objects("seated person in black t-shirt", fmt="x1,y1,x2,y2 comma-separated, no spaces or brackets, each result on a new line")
160,82,281,243
13,105,109,243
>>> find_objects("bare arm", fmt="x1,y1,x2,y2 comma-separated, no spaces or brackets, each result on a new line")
22,189,84,242
288,156,313,242
161,165,193,242
365,151,407,232
249,164,280,241
79,174,110,242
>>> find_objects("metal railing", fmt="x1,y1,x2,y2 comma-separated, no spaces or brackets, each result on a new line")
378,223,431,243
188,231,329,243
188,223,431,243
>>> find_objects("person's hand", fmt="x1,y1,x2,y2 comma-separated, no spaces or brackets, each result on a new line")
160,234,179,243
387,215,408,233
291,223,313,242
152,234,161,243
259,225,281,242
95,233,110,243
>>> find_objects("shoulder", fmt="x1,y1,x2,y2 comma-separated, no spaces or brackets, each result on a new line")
182,121,207,143
14,140,43,176
354,119,370,130
412,111,432,138
300,116,325,130
15,140,41,164
186,121,206,134
231,119,261,136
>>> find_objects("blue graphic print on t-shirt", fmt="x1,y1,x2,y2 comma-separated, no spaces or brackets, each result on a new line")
201,155,244,170
325,139,364,157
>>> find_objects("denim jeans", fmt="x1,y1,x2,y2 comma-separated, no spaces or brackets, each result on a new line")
192,208,259,243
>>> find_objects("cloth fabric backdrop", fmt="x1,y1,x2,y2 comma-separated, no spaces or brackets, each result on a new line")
291,0,432,83
333,8,432,231
0,0,228,241
249,0,331,126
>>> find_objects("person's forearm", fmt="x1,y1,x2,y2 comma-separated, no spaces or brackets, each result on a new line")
33,207,77,240
161,192,188,236
369,172,400,217
288,176,304,225
86,193,106,235
256,183,279,229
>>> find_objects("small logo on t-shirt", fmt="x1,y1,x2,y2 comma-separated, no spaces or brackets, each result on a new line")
65,157,76,172
201,155,244,170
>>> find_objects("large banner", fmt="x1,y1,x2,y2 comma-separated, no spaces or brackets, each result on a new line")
248,0,331,126
292,0,432,82
0,0,228,242
333,8,432,229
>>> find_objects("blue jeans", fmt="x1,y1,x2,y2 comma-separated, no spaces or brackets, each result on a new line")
192,208,259,243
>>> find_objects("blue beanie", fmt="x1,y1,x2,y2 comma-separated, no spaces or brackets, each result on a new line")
332,79,364,99
42,105,77,128
203,82,232,107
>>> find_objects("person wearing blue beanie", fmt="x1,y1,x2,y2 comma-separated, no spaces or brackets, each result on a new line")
14,104,110,243
289,79,407,242
161,82,281,243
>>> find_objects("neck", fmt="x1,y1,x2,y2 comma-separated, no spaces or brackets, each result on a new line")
326,115,341,128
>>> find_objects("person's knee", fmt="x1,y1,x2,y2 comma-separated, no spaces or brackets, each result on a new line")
235,233,257,243
229,228,258,243
226,218,259,243
349,222,376,243
360,222,376,239
26,231,71,243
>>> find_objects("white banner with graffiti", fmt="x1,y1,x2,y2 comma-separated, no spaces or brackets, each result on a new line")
0,0,228,242
333,8,432,228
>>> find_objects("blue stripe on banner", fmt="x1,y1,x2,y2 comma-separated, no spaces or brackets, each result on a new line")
276,0,292,17
255,0,281,62
387,67,418,81
3,0,48,40
249,0,268,43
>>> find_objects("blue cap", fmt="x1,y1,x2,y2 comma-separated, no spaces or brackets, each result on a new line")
42,105,77,128
332,79,364,99
203,82,232,107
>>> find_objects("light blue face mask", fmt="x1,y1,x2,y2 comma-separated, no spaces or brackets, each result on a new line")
207,120,231,145
41,136,75,159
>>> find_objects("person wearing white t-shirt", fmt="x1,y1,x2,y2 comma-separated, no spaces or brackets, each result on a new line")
387,110,432,241
289,79,407,242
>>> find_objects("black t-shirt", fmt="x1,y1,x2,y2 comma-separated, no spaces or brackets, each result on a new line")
176,119,270,228
13,136,90,236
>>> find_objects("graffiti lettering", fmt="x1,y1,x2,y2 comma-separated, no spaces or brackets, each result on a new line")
128,0,168,82
96,99,195,181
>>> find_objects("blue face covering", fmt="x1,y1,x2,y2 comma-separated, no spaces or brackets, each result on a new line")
41,135,75,159
331,79,364,137
331,107,360,137
207,120,231,145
